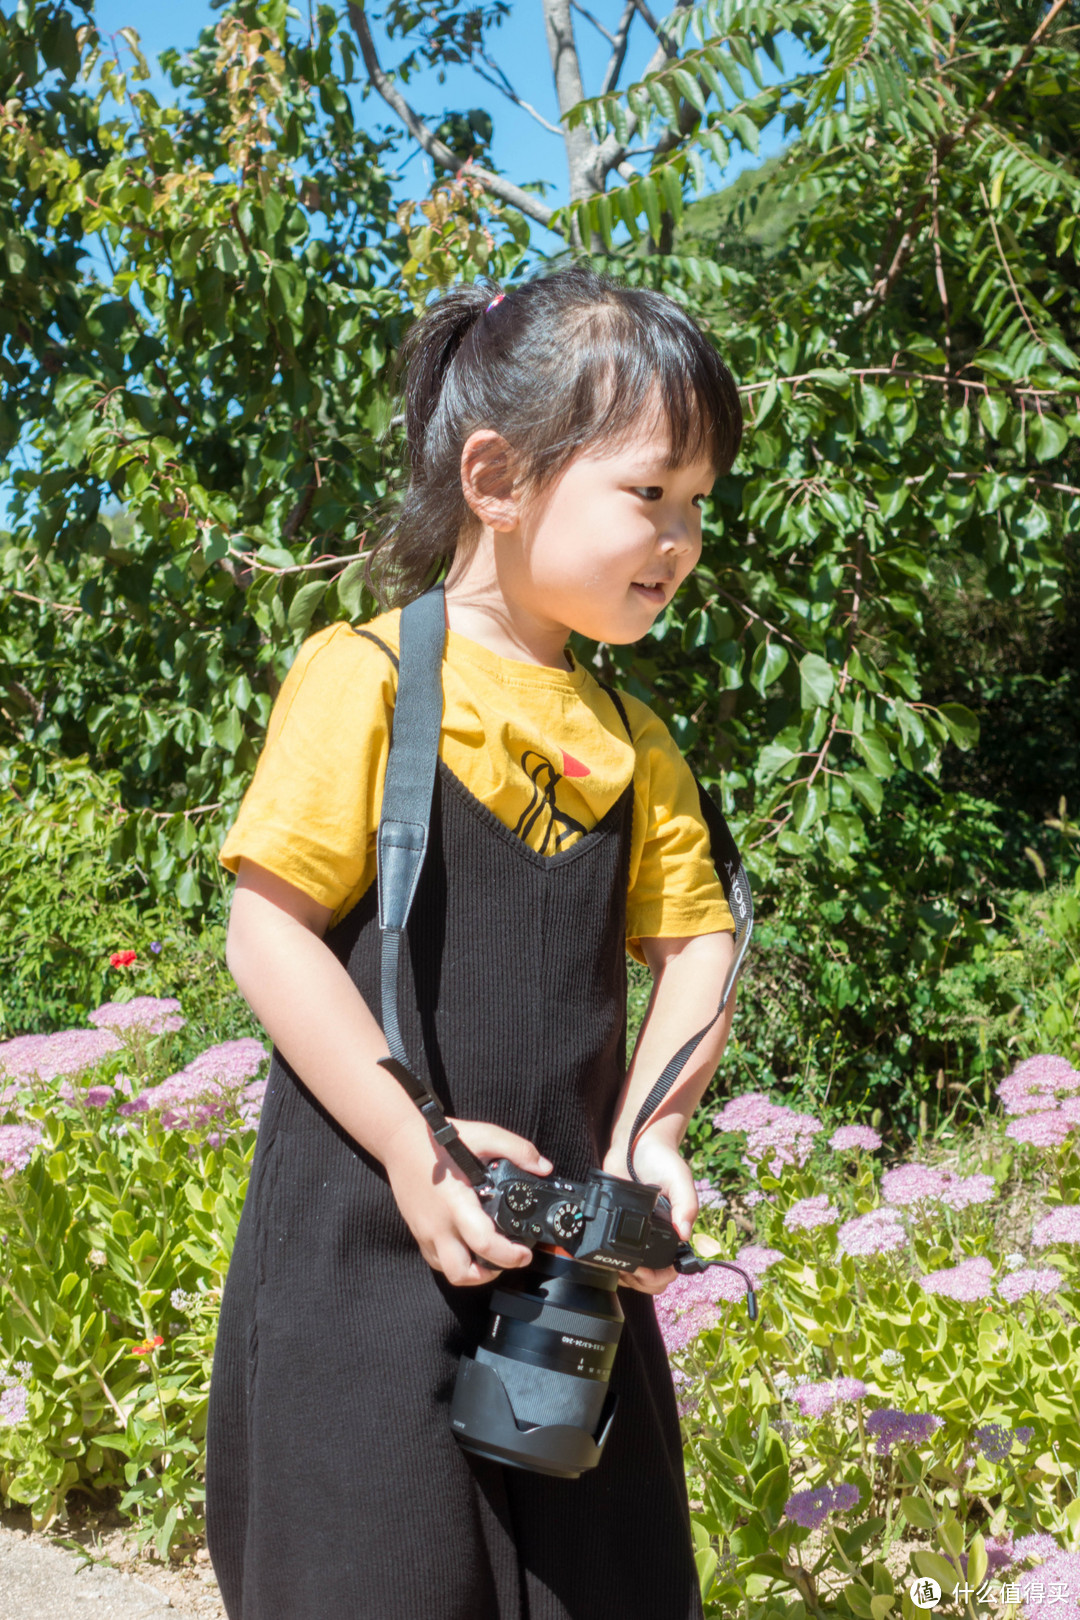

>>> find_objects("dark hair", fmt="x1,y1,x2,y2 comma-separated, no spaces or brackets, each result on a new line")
365,265,743,607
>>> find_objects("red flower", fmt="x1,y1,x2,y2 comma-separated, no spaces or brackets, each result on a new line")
131,1335,165,1357
110,950,138,968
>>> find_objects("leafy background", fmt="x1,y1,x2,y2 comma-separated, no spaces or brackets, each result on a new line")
2,0,1078,1137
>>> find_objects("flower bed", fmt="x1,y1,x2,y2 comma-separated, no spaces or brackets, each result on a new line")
3,999,1080,1614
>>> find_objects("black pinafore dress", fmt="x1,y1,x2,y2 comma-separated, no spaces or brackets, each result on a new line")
206,632,704,1620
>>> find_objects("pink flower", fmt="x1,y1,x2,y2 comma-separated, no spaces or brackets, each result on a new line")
829,1125,882,1152
1014,1534,1062,1566
784,1195,839,1232
793,1377,868,1418
1007,1113,1074,1148
741,1110,823,1176
127,1040,269,1130
997,1056,1080,1116
1019,1552,1080,1620
84,1087,114,1107
713,1092,783,1133
88,997,185,1035
735,1244,784,1280
1032,1207,1080,1248
919,1255,994,1302
0,1028,121,1084
655,1269,744,1354
881,1163,949,1206
0,1123,44,1178
836,1208,907,1257
939,1172,997,1210
998,1268,1062,1303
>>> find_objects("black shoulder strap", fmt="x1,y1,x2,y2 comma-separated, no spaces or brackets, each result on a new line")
374,585,492,1189
374,582,753,1188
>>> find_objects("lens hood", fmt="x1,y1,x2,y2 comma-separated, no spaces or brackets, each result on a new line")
449,1355,619,1478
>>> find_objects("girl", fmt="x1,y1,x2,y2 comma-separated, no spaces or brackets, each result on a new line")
208,265,743,1620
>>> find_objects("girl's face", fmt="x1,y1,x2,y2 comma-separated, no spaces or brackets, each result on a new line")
507,416,715,647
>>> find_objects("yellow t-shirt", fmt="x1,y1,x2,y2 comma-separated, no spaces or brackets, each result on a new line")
219,608,734,962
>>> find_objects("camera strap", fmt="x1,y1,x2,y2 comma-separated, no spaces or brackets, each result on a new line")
374,583,493,1191
375,582,753,1189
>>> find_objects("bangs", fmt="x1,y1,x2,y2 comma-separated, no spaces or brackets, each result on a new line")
525,295,743,484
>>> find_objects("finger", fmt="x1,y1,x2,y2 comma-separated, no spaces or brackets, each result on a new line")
438,1234,502,1288
457,1204,534,1271
451,1120,553,1176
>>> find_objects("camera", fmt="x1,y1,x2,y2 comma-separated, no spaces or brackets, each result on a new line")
448,1159,756,1479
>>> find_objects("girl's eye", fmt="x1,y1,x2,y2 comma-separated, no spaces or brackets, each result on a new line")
633,486,664,501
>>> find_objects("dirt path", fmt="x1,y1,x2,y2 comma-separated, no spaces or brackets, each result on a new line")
0,1526,225,1619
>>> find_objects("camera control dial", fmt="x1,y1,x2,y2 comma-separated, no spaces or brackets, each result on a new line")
503,1182,538,1215
550,1202,585,1242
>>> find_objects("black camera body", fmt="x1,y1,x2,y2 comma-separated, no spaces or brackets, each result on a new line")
479,1157,687,1273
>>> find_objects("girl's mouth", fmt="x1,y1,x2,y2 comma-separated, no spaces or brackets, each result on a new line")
631,582,667,605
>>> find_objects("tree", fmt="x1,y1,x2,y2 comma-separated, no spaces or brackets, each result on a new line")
2,0,1078,1008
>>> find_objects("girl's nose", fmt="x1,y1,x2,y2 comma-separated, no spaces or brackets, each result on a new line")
659,518,696,555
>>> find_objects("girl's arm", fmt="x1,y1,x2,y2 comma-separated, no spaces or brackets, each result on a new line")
227,858,551,1285
601,930,737,1289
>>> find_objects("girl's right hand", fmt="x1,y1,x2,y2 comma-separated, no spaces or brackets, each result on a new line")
383,1116,553,1287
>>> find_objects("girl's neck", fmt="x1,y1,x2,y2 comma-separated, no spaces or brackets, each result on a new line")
442,535,574,671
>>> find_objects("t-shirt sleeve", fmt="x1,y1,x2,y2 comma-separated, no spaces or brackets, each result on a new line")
621,693,735,964
218,622,397,916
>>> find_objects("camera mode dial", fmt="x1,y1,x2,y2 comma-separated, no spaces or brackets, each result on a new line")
503,1181,538,1215
550,1201,585,1242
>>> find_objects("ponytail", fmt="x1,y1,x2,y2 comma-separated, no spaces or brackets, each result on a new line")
364,266,742,609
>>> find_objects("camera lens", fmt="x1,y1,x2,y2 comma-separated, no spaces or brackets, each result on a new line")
471,1250,623,1433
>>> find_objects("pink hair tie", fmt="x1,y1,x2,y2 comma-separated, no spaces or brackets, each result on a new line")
486,293,505,312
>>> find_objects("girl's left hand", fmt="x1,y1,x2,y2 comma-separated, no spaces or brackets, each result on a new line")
599,1131,698,1296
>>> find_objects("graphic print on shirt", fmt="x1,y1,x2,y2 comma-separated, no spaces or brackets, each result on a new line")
512,748,590,854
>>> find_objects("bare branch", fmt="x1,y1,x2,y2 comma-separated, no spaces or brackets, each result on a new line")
631,0,678,59
591,1,690,183
601,1,636,96
346,1,556,228
473,53,564,135
569,0,617,45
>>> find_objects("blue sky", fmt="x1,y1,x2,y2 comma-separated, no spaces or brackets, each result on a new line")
91,0,813,233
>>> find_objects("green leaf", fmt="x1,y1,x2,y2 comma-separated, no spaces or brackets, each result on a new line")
791,781,826,834
900,1495,935,1531
848,767,884,816
799,653,835,708
750,641,789,695
936,703,979,750
978,393,1008,438
853,731,895,778
1031,414,1068,462
911,1551,961,1594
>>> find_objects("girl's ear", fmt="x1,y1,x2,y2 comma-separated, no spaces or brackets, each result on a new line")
460,430,520,533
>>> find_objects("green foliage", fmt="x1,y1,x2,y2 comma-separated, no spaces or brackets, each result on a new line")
0,747,259,1041
677,1117,1080,1617
0,1047,261,1544
0,0,528,921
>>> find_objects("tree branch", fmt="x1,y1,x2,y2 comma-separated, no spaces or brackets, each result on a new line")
473,53,564,135
631,0,678,59
601,0,636,96
346,1,556,228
